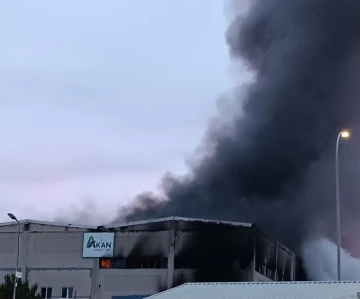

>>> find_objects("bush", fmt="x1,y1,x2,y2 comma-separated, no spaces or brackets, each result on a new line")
0,275,41,299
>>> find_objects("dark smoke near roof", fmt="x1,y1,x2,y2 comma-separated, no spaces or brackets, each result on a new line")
115,0,360,250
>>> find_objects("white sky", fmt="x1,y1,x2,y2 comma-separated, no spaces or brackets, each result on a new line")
0,0,250,224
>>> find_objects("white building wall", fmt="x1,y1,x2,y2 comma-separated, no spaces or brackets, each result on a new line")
26,231,93,299
113,231,169,256
28,269,92,299
96,230,171,299
98,269,167,299
0,233,17,269
253,272,273,282
0,219,291,299
21,225,171,299
0,223,94,299
27,232,91,268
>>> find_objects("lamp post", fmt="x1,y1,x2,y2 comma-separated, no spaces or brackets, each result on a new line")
7,213,20,299
335,130,350,281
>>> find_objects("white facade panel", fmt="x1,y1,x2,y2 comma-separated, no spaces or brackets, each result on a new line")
28,269,92,299
0,218,294,299
27,232,92,268
99,269,167,299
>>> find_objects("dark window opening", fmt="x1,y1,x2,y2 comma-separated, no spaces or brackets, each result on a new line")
175,256,243,270
148,258,155,268
41,288,52,299
113,257,125,269
61,287,73,299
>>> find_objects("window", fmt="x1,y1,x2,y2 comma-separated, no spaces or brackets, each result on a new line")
61,287,73,299
125,257,168,269
41,288,52,299
99,258,112,269
99,257,168,269
113,257,126,269
175,258,202,269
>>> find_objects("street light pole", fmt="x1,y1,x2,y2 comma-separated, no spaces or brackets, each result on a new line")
7,213,20,299
335,130,350,281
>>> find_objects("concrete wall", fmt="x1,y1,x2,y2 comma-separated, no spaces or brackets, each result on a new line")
0,232,17,269
26,231,93,299
253,272,273,282
0,220,294,299
97,230,172,299
98,269,166,299
27,231,91,267
254,233,296,281
0,223,93,299
19,228,171,299
113,231,169,257
28,269,92,299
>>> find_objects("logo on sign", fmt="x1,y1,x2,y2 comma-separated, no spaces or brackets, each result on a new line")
86,236,112,250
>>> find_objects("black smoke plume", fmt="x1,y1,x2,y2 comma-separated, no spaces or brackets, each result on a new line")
115,0,360,252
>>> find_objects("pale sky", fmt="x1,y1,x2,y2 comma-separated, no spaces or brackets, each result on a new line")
0,1,249,224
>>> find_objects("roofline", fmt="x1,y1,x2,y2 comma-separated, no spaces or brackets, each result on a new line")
182,281,360,285
0,219,97,229
0,216,253,230
106,216,253,229
146,280,360,299
147,281,360,299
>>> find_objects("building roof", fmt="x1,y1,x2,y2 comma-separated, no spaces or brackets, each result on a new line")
106,216,253,229
146,281,360,299
0,216,252,231
0,219,97,229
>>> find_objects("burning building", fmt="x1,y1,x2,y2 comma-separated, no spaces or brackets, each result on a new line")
113,0,360,281
0,217,297,299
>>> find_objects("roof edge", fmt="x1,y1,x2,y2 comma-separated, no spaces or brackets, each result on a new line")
106,216,253,229
0,219,97,229
183,281,360,285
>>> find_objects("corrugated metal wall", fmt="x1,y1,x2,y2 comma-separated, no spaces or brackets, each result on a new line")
112,296,148,299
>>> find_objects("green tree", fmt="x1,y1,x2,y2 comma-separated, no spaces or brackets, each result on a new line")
0,275,41,299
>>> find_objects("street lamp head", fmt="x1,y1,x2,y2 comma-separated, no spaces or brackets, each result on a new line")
7,213,18,222
340,130,350,139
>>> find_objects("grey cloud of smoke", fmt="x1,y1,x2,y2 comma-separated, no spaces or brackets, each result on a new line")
111,0,360,279
54,198,109,226
302,238,360,281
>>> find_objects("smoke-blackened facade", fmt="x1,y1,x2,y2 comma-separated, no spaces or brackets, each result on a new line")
0,218,297,299
103,216,296,294
116,0,360,271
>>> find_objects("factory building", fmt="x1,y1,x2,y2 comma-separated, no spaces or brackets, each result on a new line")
0,216,296,299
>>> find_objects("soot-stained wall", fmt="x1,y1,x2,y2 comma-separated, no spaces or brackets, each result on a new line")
104,219,296,294
254,233,295,281
173,224,254,284
110,232,169,269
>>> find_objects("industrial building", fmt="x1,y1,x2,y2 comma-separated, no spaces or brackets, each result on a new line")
0,216,297,299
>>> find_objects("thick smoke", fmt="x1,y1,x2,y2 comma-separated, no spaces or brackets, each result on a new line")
115,0,360,271
302,238,360,280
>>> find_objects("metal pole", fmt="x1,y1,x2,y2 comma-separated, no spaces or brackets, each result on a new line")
12,220,20,299
335,132,342,281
